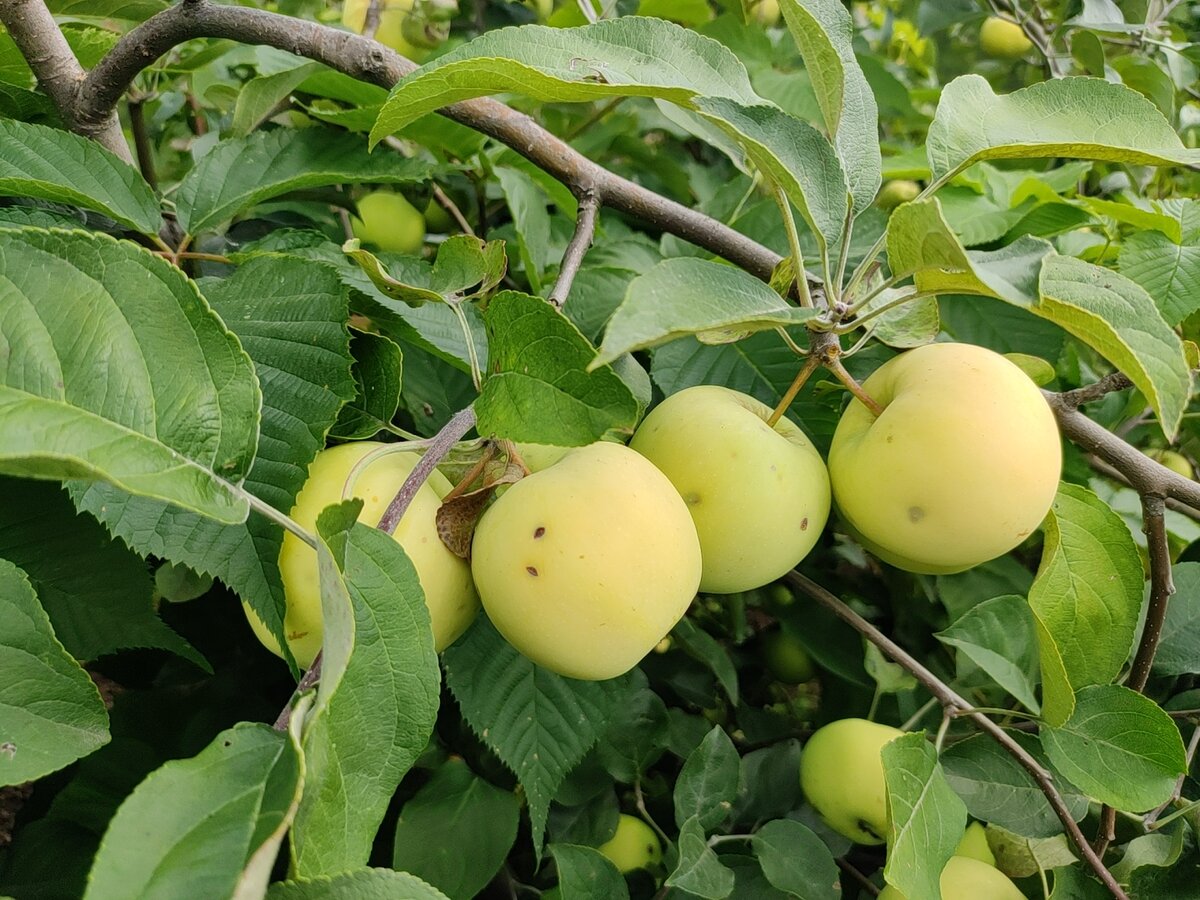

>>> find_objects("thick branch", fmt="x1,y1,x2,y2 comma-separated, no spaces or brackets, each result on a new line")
76,0,787,279
0,0,131,160
786,571,1129,900
549,188,599,307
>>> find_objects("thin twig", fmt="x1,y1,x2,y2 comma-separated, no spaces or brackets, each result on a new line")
273,652,322,731
1130,495,1175,691
836,858,880,897
362,0,382,39
1057,372,1134,409
431,183,475,236
548,188,599,307
767,354,821,427
127,97,157,189
377,406,477,534
786,571,1129,900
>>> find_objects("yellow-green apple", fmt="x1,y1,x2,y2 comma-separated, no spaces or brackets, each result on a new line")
955,821,996,866
245,441,479,667
877,180,921,210
470,442,701,680
1148,449,1193,479
979,16,1033,59
879,855,1024,900
748,0,780,25
763,627,815,684
630,385,830,593
597,814,662,872
351,191,426,255
342,0,426,58
800,718,904,844
828,342,1061,574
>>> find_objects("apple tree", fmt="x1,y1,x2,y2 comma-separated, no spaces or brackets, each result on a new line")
0,0,1198,898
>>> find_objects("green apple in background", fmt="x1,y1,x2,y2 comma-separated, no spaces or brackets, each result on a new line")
423,195,455,233
879,855,1024,899
471,442,702,680
351,190,427,255
342,0,426,58
979,16,1033,59
597,814,662,872
244,441,479,667
877,179,921,210
630,385,830,594
763,627,815,684
828,343,1061,574
800,718,905,844
1148,448,1193,479
524,0,553,20
747,0,780,25
955,821,996,866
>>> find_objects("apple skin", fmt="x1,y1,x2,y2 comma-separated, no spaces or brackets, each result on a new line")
748,0,780,25
342,0,428,59
245,442,479,667
470,442,702,680
877,180,921,210
828,343,1061,575
979,16,1033,59
879,855,1024,900
763,627,815,684
800,718,905,845
630,385,830,594
1149,449,1193,479
597,814,662,873
955,821,996,867
351,191,426,255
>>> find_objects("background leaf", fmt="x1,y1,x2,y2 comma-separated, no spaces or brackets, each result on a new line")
936,595,1040,712
750,819,841,899
548,844,631,900
674,726,740,831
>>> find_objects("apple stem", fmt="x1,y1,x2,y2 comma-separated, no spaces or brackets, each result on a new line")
767,354,821,427
826,356,886,418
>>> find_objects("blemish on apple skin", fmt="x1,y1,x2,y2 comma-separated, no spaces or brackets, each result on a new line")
801,517,809,531
908,506,925,523
533,526,545,539
683,491,701,505
526,566,539,576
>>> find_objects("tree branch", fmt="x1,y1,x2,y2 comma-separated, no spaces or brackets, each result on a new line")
377,406,477,534
785,571,1130,900
0,0,131,161
74,0,788,280
1130,495,1175,692
549,188,599,307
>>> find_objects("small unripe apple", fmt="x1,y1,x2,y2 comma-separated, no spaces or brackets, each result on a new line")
877,180,921,210
512,442,570,473
245,442,479,667
748,0,780,25
597,814,662,872
763,627,815,684
828,343,1061,574
423,196,455,234
351,191,426,255
342,0,427,59
800,718,904,844
470,442,702,680
879,855,1024,900
979,16,1033,59
524,0,553,20
955,821,996,867
1148,449,1193,479
630,386,830,594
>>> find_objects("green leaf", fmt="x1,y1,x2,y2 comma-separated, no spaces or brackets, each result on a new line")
549,844,631,900
593,258,817,369
392,758,519,900
778,0,882,213
936,595,1040,713
674,726,740,831
44,0,166,19
0,229,259,523
0,478,204,666
672,617,739,705
1153,562,1200,676
84,723,301,900
666,816,735,899
478,292,640,446
1030,485,1144,727
691,98,849,251
497,167,552,293
882,732,967,900
1110,826,1187,884
330,330,404,440
1119,229,1200,326
941,732,1089,839
593,670,670,782
927,75,1200,184
71,257,354,654
291,519,441,876
371,18,759,144
175,128,432,234
442,617,623,856
886,198,972,279
1041,685,1187,812
268,869,450,900
0,558,108,786
231,63,323,137
749,819,840,899
1037,255,1192,437
345,234,508,309
0,120,162,234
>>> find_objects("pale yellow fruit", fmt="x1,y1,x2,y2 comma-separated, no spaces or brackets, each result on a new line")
877,180,921,210
351,191,426,255
748,0,780,25
597,814,662,873
879,855,1024,900
828,343,1061,574
800,718,904,845
513,442,571,473
1149,449,1193,479
470,442,702,680
955,821,996,867
979,16,1033,59
246,442,479,667
630,386,830,594
342,0,426,58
